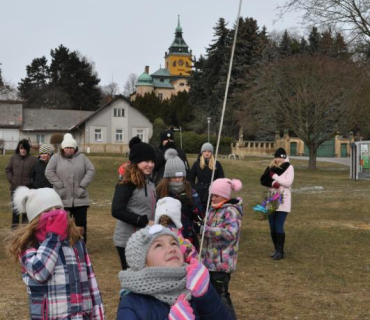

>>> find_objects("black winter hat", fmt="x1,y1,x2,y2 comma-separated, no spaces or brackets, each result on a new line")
129,136,156,164
160,130,174,143
274,147,287,159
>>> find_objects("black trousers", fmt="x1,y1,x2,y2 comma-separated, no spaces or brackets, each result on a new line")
65,206,88,242
116,246,129,270
10,191,28,228
210,271,237,320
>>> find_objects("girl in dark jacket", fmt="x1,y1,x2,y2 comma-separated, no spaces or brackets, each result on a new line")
30,144,54,189
5,139,37,228
156,149,204,251
117,225,234,320
112,137,157,270
190,143,224,209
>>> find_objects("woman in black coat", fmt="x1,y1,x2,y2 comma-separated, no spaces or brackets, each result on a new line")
189,143,225,209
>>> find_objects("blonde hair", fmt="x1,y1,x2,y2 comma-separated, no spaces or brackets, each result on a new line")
269,158,284,169
200,154,215,170
120,162,146,188
6,216,82,262
156,178,193,202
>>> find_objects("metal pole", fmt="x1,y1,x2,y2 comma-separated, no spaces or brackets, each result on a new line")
180,127,183,149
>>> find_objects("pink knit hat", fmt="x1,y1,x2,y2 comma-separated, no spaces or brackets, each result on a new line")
210,178,243,199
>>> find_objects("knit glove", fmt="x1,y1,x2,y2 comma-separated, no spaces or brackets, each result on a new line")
46,212,68,236
169,294,195,320
186,258,210,297
272,181,280,189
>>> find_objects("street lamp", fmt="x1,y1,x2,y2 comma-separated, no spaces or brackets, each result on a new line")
207,117,211,142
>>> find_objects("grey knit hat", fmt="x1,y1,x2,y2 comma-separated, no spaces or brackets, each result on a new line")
125,225,180,271
201,142,214,153
163,149,186,178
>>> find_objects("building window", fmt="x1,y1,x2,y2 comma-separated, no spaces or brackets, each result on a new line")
36,134,45,144
172,61,177,67
116,129,123,142
94,129,102,141
160,78,164,83
114,108,125,117
158,93,163,101
136,129,144,141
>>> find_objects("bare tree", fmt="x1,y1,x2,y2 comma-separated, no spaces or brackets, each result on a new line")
101,81,120,99
123,73,138,97
278,0,370,42
243,54,370,169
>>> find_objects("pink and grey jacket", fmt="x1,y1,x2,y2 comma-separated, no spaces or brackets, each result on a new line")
20,233,105,320
201,197,243,273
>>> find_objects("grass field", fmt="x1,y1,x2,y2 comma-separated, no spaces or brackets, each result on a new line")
0,154,369,320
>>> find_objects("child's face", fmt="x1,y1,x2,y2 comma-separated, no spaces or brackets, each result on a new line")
211,194,228,205
146,235,184,268
137,160,155,175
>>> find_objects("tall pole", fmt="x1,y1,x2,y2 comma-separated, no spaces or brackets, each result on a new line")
207,117,211,142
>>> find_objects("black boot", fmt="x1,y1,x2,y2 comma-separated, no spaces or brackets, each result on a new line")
270,233,277,257
273,233,285,260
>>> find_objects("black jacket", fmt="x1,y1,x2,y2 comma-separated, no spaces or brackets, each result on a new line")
30,158,53,189
189,156,224,205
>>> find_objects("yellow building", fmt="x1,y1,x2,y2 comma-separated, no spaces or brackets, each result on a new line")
132,16,192,101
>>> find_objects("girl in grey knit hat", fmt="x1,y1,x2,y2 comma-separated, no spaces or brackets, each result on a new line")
156,149,204,251
117,225,234,320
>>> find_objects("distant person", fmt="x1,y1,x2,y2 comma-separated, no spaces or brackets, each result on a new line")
45,133,95,242
111,136,157,270
30,144,54,189
5,139,37,228
260,147,294,260
190,142,225,209
153,129,190,185
6,186,105,319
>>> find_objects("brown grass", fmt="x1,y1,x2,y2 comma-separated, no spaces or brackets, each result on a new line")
1,155,369,320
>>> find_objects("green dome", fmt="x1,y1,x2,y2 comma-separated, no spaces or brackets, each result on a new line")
137,72,153,86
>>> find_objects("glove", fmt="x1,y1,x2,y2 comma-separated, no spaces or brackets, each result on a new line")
186,259,210,297
272,181,280,189
169,294,195,320
46,212,68,236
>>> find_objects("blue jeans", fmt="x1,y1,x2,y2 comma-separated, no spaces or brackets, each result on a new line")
268,211,288,233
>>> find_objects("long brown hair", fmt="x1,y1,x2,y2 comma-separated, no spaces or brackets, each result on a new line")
120,162,146,188
156,178,193,200
6,216,82,262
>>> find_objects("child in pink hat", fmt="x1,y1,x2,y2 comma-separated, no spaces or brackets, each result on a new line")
202,178,243,319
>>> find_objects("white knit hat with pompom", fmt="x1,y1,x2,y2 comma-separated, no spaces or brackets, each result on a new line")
13,186,64,222
61,133,77,149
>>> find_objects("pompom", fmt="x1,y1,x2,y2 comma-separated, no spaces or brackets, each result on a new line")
231,179,243,192
164,148,178,161
13,186,32,214
129,136,142,150
63,133,74,140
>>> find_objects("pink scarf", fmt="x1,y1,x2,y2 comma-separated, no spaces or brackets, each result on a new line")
35,209,68,242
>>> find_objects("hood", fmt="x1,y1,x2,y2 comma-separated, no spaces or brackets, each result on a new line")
220,197,243,216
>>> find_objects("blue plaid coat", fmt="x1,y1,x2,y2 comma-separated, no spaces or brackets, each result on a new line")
20,233,105,320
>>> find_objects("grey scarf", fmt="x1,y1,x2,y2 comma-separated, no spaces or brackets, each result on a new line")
119,266,188,305
169,181,185,194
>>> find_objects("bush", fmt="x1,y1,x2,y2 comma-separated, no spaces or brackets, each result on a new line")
173,131,233,154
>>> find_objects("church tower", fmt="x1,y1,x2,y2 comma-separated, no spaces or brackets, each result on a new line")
165,15,192,77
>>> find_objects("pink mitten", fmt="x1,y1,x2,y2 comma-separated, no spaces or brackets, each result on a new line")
46,212,68,236
169,294,195,320
185,259,210,297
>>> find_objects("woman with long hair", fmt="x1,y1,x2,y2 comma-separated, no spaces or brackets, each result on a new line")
156,149,204,251
190,142,224,209
112,137,157,270
260,147,294,260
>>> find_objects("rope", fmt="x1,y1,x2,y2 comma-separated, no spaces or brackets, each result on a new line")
198,0,243,257
185,0,243,301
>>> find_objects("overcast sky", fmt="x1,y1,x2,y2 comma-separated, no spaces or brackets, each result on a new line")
0,0,303,89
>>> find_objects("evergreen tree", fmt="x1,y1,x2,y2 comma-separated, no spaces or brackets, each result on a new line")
308,27,321,54
279,30,292,56
320,30,334,56
300,37,309,53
